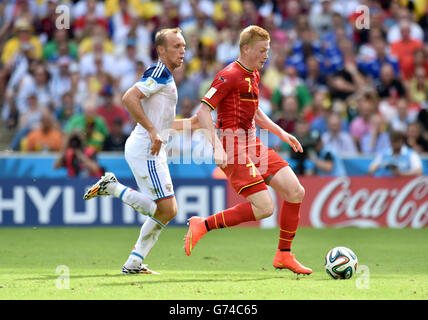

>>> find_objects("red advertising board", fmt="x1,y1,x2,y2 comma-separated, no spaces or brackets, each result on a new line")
227,176,428,228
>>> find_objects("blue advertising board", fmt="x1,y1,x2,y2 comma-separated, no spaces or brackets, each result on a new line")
0,178,226,227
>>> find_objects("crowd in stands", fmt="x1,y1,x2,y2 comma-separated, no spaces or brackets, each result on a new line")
0,0,427,177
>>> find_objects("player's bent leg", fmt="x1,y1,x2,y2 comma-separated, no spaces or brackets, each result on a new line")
153,196,178,225
83,172,157,217
268,166,311,274
268,166,305,203
184,189,274,256
122,197,177,274
246,189,274,220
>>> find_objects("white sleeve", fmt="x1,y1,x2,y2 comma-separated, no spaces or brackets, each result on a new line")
134,77,164,98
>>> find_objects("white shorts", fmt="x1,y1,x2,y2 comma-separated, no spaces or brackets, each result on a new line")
124,132,175,202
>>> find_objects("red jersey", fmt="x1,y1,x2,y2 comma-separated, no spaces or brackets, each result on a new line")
201,60,260,131
201,61,289,197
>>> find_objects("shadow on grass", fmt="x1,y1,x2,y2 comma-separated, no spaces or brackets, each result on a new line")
17,271,304,284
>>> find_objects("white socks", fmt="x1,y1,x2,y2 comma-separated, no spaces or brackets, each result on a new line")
108,181,165,267
110,182,157,217
132,218,164,260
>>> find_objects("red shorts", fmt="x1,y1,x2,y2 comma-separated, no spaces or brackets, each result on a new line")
220,136,289,198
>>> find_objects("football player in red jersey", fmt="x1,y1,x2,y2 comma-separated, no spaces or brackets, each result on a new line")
184,25,312,274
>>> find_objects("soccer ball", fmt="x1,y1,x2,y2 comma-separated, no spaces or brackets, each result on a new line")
325,247,358,279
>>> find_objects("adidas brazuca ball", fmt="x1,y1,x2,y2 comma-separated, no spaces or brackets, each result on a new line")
325,247,358,279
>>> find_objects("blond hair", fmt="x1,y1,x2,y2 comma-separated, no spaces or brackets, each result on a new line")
154,28,182,51
239,25,270,51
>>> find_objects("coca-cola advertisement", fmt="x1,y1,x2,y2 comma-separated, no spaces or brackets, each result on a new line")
227,176,428,228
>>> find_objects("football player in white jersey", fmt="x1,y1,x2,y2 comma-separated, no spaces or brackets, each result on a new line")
83,28,199,274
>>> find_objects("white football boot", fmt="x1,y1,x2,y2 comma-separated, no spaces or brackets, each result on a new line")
121,254,160,275
83,172,118,200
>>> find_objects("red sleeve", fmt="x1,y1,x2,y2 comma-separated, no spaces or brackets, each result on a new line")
201,72,234,111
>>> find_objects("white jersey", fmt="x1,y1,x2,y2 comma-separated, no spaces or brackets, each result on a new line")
125,61,177,202
133,61,178,143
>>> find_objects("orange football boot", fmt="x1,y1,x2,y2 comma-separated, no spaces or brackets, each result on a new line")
184,217,208,256
273,250,312,274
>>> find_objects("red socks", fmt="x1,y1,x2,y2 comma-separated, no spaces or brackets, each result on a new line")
205,202,255,230
204,200,301,252
278,201,301,251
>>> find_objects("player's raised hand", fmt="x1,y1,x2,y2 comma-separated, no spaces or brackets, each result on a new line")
149,129,163,156
213,145,228,168
281,132,303,153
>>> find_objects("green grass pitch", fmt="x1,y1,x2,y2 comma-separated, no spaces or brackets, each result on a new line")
0,226,427,300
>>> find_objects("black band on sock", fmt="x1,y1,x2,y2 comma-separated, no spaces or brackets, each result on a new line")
204,220,210,232
280,249,291,252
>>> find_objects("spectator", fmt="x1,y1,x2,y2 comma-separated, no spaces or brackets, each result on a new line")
321,112,358,156
78,23,114,58
303,55,327,95
65,101,109,151
54,129,104,178
360,113,391,156
50,56,73,110
176,97,196,120
386,7,424,43
1,18,42,65
36,0,63,42
272,65,312,112
73,0,108,41
368,130,423,177
350,95,376,152
43,28,78,62
181,9,218,48
390,20,423,77
376,63,406,122
358,39,399,81
287,117,318,175
275,95,299,136
261,47,287,97
9,93,47,151
25,110,63,152
405,121,428,154
390,98,418,133
110,0,135,47
56,92,81,129
112,37,141,87
216,27,240,64
309,0,335,38
407,66,428,108
306,134,347,177
408,48,428,82
95,87,129,133
103,117,128,152
357,27,387,64
310,91,349,136
124,17,152,67
174,64,198,114
1,48,39,129
327,38,367,102
119,58,146,94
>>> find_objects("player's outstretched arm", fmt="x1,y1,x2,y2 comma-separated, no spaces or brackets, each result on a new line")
122,86,162,156
254,108,303,153
196,103,227,168
171,115,201,131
